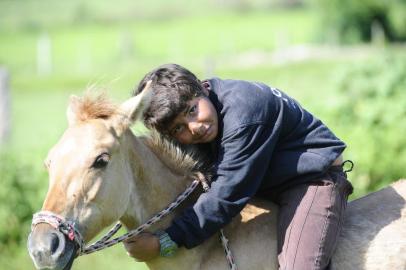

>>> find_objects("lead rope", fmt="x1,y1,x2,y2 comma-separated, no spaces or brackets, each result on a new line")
31,177,238,269
199,176,238,270
82,179,201,255
31,179,200,255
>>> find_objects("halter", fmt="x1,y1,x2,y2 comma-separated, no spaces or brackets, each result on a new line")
31,211,85,253
31,179,237,269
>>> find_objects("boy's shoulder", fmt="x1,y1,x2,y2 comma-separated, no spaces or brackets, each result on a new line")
208,78,280,133
209,77,279,104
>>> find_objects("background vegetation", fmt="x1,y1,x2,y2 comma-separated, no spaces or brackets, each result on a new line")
315,0,406,43
0,0,405,269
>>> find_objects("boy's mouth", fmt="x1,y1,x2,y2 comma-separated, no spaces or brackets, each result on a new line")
199,125,211,141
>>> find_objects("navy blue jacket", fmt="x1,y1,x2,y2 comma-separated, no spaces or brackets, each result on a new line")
166,78,345,248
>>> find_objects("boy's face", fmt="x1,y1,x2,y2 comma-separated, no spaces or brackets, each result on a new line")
168,93,218,145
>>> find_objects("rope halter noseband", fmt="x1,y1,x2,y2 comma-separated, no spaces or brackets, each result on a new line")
31,211,85,254
31,178,237,269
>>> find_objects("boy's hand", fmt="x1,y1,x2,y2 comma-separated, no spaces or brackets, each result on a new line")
123,232,160,261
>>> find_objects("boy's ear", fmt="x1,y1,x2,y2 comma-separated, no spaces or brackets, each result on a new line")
112,80,153,135
202,87,209,96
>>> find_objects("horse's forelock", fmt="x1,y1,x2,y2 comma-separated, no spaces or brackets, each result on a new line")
73,92,118,122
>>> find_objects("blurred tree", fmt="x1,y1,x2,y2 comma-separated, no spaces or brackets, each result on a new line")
314,0,406,43
0,153,45,252
333,54,406,191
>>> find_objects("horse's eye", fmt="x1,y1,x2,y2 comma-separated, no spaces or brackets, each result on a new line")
92,153,110,169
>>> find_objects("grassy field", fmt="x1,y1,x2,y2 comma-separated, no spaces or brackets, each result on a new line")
1,2,405,269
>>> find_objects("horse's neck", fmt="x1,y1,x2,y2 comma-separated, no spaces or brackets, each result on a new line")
120,131,193,229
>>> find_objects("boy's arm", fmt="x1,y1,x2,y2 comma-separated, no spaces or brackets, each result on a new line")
166,122,279,249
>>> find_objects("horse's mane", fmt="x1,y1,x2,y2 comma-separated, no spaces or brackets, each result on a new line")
75,92,209,176
143,130,208,176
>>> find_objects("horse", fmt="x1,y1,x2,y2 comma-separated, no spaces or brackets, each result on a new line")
28,86,406,270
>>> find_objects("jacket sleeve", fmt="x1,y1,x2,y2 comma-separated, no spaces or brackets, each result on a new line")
166,122,280,248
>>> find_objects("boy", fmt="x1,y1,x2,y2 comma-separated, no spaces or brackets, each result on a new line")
124,64,353,270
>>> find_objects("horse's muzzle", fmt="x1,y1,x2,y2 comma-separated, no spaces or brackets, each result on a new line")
28,223,77,270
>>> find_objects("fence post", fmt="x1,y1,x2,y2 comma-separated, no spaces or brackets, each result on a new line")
0,67,10,145
37,32,52,76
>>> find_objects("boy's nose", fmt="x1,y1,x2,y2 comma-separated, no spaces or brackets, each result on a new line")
189,122,204,136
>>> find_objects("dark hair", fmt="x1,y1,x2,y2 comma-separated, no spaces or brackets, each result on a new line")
134,63,205,133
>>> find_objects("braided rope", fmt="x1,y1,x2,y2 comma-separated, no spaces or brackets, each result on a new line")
82,180,200,255
31,180,200,255
200,178,238,270
220,230,237,270
84,222,122,252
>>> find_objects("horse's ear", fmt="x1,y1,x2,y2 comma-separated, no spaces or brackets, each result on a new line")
113,80,153,134
122,80,153,122
67,95,80,126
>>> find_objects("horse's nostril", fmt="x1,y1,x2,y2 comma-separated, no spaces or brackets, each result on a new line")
28,226,76,270
50,232,60,254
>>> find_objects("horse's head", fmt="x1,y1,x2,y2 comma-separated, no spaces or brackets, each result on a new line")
28,83,152,270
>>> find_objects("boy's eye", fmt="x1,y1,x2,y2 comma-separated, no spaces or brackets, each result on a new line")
172,125,184,135
188,105,197,115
